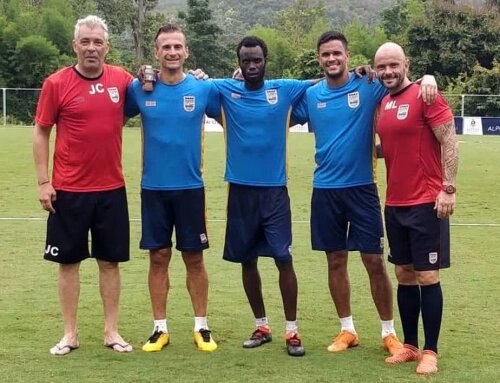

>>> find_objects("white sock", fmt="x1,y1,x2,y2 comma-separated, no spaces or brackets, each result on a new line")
381,319,396,338
194,316,208,332
255,317,269,328
285,320,298,333
153,319,167,334
339,316,356,334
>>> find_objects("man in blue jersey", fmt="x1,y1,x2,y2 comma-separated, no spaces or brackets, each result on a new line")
211,36,314,357
125,24,220,353
293,31,437,357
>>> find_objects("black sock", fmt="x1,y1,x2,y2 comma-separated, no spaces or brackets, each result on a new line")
397,284,420,348
421,282,443,353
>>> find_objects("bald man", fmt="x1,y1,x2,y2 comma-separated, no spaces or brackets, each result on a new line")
374,42,458,375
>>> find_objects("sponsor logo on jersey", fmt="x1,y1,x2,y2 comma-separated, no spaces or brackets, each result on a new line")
397,104,409,120
385,100,398,110
45,245,59,257
200,233,208,244
231,92,241,99
347,91,360,108
429,251,438,264
184,96,195,112
107,87,119,103
266,89,278,105
145,100,157,107
317,102,326,109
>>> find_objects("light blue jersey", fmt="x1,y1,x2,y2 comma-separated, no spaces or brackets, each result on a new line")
293,74,387,188
213,79,311,186
125,75,220,190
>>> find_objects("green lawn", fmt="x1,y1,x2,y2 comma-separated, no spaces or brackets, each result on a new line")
0,127,498,382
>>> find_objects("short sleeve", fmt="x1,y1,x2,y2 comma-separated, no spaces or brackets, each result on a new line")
286,79,314,105
35,77,59,128
425,93,454,129
205,81,221,119
124,79,140,118
292,94,309,125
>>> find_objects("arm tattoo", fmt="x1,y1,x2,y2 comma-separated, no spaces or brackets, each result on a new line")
432,120,459,185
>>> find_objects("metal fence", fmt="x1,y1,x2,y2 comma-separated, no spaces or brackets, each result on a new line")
1,88,499,126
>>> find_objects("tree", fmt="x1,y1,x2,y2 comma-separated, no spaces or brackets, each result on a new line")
95,0,159,65
379,0,424,42
179,0,232,77
40,5,74,56
274,0,328,49
404,2,499,86
67,0,96,19
485,0,500,12
447,61,500,116
290,49,323,79
14,35,60,87
246,26,296,78
342,19,387,64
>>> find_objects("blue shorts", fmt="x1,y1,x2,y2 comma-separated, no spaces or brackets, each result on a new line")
44,187,130,264
384,203,450,271
311,184,384,254
223,184,292,264
140,188,209,252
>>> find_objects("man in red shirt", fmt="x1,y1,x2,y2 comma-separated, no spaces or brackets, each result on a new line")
33,15,133,355
375,42,458,375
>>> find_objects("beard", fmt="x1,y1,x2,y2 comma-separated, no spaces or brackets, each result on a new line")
381,74,404,89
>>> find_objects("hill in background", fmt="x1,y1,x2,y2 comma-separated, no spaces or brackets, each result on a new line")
155,0,397,27
155,0,488,29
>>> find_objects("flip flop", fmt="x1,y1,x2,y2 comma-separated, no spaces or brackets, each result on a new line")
104,342,133,353
50,343,79,356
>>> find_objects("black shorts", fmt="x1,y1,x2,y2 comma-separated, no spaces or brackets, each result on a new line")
384,203,450,271
140,188,209,252
44,187,130,264
311,184,384,254
223,184,292,264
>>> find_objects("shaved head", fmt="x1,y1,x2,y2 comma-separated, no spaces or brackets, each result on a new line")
374,42,406,63
374,42,411,94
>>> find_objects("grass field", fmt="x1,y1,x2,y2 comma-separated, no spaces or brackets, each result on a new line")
0,127,499,383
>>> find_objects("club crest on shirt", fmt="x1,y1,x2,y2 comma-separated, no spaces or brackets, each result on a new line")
266,89,278,105
429,252,438,264
397,104,410,120
184,96,195,112
347,91,359,108
107,87,119,103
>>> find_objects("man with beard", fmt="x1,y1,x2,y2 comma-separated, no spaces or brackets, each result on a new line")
375,42,457,375
292,31,437,358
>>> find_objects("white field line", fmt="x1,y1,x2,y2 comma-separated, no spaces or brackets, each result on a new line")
0,217,499,227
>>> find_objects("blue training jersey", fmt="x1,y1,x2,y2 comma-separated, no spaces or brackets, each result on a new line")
293,74,387,188
213,79,311,186
125,75,220,190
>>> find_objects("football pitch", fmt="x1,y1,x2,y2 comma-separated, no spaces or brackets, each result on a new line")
0,127,498,382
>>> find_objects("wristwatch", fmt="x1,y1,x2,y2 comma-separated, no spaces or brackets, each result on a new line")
443,184,456,194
